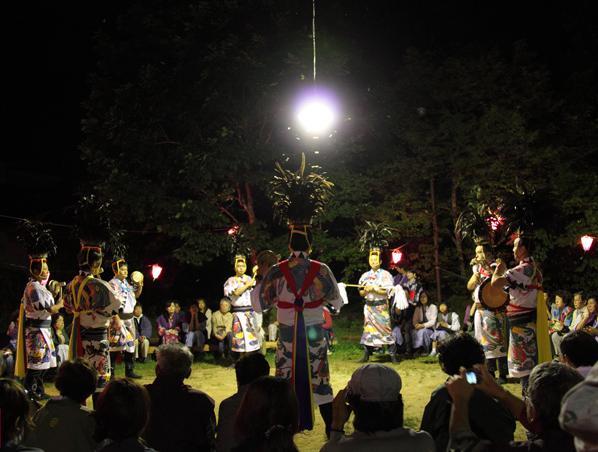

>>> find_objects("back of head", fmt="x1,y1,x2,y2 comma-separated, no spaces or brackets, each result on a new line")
0,379,32,447
560,331,598,368
347,364,404,433
235,376,298,452
235,353,270,387
528,362,584,431
95,378,150,442
55,359,98,404
257,250,278,268
438,333,485,376
156,343,193,380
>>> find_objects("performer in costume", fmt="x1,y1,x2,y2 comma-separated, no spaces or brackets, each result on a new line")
64,196,124,394
490,235,550,392
224,253,260,356
467,244,508,383
255,154,342,434
15,221,62,400
357,222,396,363
108,253,142,379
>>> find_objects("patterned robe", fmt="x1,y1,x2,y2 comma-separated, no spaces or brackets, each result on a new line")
22,280,57,370
256,252,343,409
108,277,137,353
224,274,260,353
359,268,394,347
65,273,124,389
503,257,542,378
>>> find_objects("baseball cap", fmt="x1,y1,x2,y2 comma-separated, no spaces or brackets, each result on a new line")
347,364,402,402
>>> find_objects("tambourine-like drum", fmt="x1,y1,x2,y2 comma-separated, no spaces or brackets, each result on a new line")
475,277,509,311
130,271,144,284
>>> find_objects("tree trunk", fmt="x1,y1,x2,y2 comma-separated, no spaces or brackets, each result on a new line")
237,182,256,225
450,177,467,276
430,177,442,304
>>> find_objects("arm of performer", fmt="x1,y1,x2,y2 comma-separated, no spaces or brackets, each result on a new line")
466,272,480,292
490,258,508,289
232,276,255,297
48,296,64,314
134,281,143,299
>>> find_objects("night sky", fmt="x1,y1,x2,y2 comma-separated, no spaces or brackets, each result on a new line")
3,1,595,218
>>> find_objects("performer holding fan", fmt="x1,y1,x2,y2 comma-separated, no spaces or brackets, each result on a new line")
257,154,343,434
15,221,63,400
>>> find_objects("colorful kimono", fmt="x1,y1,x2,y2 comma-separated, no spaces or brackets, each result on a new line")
156,314,182,344
548,304,574,334
224,275,260,353
65,273,123,389
431,311,461,343
359,268,394,347
108,277,137,353
20,280,57,370
503,257,542,378
255,252,343,430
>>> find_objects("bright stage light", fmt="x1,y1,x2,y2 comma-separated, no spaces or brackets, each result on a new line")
297,98,336,136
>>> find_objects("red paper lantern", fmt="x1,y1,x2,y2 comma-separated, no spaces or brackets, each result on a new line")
391,249,403,264
151,264,163,280
581,235,595,252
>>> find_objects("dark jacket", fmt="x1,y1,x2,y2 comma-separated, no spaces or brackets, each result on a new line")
143,377,216,452
421,384,515,452
133,315,152,339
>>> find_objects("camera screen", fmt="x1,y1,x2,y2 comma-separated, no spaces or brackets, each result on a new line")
465,371,478,384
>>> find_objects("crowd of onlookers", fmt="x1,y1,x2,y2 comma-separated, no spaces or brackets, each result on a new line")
1,335,597,452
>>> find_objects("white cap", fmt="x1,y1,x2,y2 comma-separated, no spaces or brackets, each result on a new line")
347,364,402,402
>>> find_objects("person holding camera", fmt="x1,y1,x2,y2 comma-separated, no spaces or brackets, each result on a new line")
321,363,434,452
421,333,515,452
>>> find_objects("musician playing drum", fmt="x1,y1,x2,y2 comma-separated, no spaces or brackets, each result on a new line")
467,244,508,384
490,235,542,393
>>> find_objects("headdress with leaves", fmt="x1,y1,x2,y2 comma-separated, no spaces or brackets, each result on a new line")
17,220,57,259
269,153,334,226
498,183,551,241
456,186,506,248
228,226,252,264
109,229,128,274
74,194,114,250
358,221,393,253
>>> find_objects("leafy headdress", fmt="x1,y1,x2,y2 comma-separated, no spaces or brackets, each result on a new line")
17,220,57,277
269,153,334,252
74,194,115,271
358,221,393,259
109,230,128,275
228,226,252,267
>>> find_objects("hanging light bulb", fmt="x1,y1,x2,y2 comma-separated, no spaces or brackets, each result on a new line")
151,264,163,281
581,235,595,252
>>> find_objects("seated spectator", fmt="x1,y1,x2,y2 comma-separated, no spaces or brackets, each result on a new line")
0,378,43,452
233,376,299,452
421,333,515,452
51,314,70,367
133,303,152,363
185,303,208,357
429,303,461,356
569,292,588,332
322,363,434,451
25,359,98,452
95,379,156,452
559,361,598,452
549,291,574,357
217,354,270,452
212,298,234,360
198,298,212,340
582,297,597,342
156,300,182,344
559,330,598,377
446,361,584,452
143,343,216,452
411,292,437,354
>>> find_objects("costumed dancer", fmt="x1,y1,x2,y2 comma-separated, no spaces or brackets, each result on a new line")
108,248,142,379
255,154,342,434
223,237,260,358
357,221,397,363
490,236,551,393
467,244,508,383
398,270,423,357
64,196,124,395
15,221,62,400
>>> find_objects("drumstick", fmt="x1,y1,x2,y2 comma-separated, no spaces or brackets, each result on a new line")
342,283,395,289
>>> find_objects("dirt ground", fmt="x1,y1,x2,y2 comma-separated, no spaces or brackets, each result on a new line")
45,351,525,451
